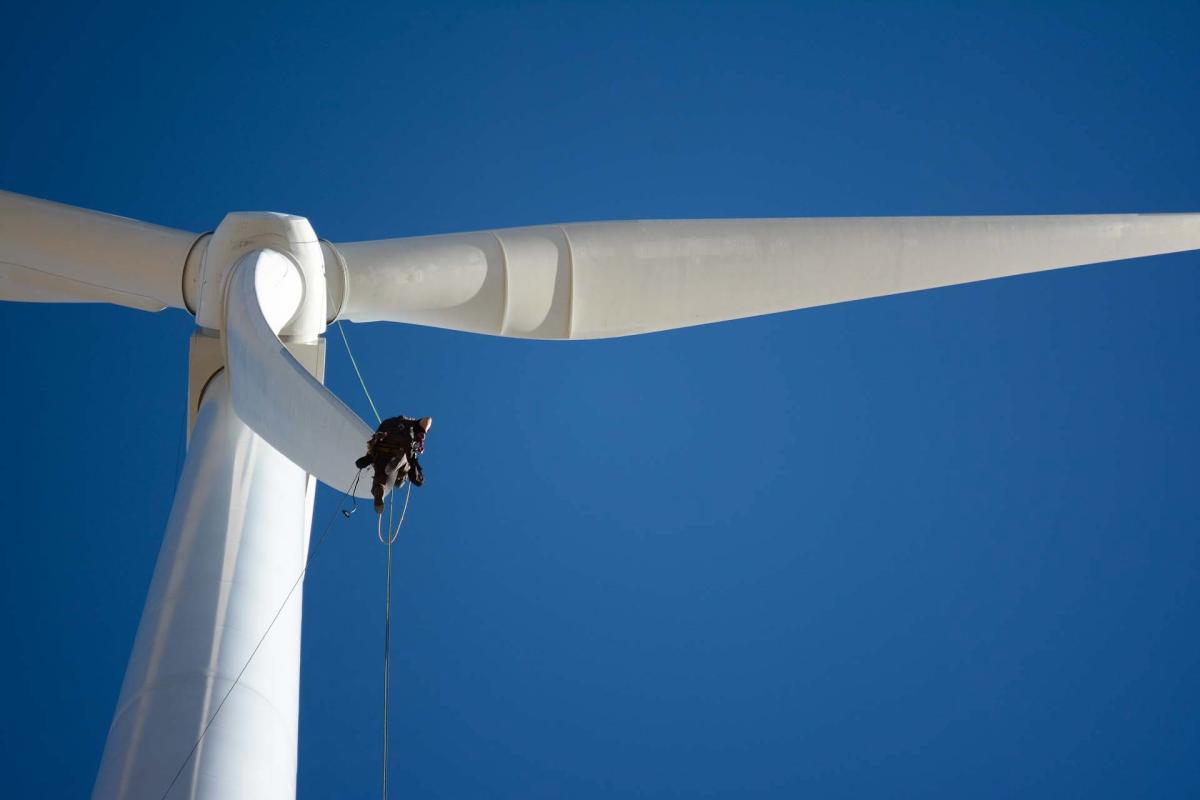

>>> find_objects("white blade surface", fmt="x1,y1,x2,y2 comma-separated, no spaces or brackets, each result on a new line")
0,189,199,310
333,214,1200,339
225,249,376,497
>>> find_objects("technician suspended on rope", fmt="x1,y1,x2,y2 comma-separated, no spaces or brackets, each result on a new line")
356,415,433,513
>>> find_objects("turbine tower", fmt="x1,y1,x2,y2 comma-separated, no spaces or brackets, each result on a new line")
3,189,1198,799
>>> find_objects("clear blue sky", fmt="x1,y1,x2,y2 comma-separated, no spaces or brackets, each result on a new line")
2,2,1198,797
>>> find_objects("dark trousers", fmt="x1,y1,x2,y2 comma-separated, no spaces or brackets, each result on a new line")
366,455,406,511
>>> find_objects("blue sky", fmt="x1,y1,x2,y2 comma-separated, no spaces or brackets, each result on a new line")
2,2,1199,797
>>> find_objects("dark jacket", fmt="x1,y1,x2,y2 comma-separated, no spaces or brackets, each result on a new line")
358,416,426,486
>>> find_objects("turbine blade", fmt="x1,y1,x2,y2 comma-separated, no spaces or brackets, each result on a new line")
0,189,199,310
332,214,1200,338
224,249,376,497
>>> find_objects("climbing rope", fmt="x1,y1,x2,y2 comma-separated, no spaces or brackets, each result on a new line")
338,317,411,800
337,320,383,425
377,479,413,545
157,470,363,800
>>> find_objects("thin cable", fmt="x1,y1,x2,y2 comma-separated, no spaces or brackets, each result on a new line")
377,479,413,545
380,478,412,799
337,319,413,799
337,320,383,425
158,470,362,800
381,490,395,800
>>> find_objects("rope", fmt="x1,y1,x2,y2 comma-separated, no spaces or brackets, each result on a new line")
158,470,363,800
377,479,413,545
381,491,395,800
378,479,412,800
337,320,383,425
338,318,409,799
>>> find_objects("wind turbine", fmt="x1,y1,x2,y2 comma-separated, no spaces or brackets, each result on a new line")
2,188,1198,800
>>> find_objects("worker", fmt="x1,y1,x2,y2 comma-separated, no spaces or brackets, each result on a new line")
355,415,432,513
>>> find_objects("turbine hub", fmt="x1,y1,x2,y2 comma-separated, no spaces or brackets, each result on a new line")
185,211,329,340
